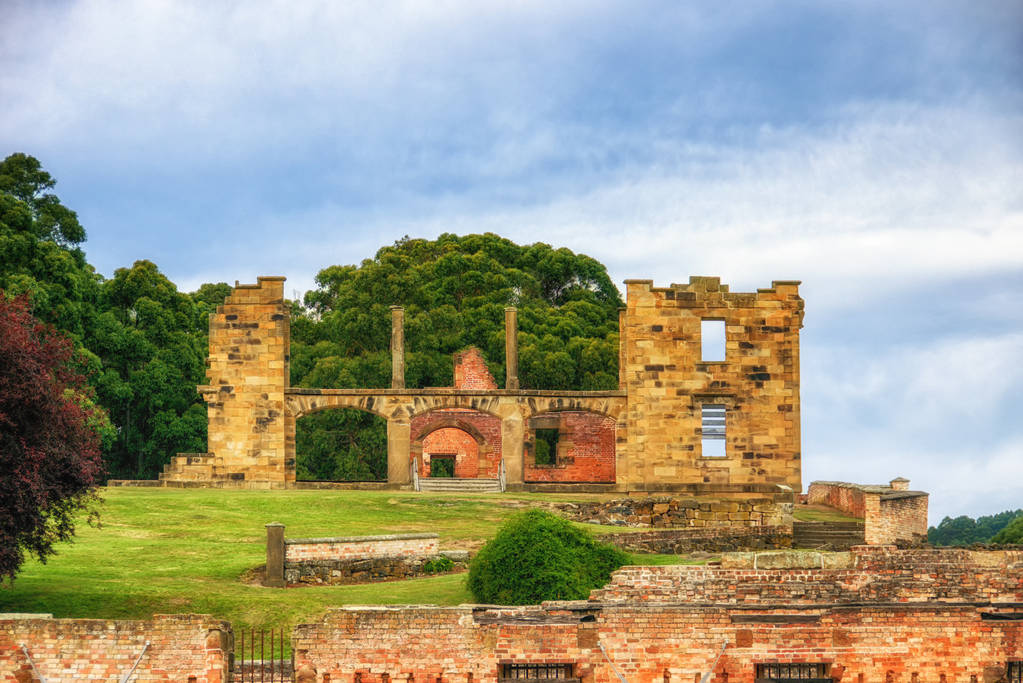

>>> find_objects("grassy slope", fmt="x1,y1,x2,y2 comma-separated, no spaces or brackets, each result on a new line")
0,488,691,636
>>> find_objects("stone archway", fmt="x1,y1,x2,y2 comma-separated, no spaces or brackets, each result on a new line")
411,412,502,480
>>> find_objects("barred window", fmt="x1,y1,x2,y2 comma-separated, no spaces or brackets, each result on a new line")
701,403,726,458
1008,661,1022,683
755,663,832,682
500,664,574,680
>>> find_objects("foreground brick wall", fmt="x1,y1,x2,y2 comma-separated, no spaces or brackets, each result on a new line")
808,481,929,545
590,546,1023,604
620,277,803,493
292,603,1023,683
0,614,230,682
285,534,439,562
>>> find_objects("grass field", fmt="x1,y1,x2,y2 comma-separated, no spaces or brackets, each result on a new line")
0,487,695,637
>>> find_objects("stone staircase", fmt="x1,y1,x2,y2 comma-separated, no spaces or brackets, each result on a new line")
792,521,866,550
418,478,502,493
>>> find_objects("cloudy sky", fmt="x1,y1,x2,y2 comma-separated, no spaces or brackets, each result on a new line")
2,1,1021,522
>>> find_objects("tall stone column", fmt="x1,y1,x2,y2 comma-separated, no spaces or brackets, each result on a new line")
618,307,627,390
500,404,524,487
505,306,519,391
390,305,405,390
386,418,411,485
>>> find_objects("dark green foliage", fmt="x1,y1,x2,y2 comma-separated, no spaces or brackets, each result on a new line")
990,514,1023,544
295,410,387,481
292,234,623,479
467,509,628,605
422,556,455,574
927,509,1023,546
430,457,455,478
535,428,558,465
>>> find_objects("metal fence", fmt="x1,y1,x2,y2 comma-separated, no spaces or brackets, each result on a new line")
233,628,291,682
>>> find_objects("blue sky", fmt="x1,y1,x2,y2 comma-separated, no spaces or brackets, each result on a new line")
2,1,1021,522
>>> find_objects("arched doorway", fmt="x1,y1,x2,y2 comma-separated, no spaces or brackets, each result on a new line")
410,409,502,480
295,408,387,482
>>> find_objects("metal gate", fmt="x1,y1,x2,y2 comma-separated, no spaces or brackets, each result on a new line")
233,628,292,682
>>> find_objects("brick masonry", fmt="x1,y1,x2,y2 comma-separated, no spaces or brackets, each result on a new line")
0,614,231,682
807,480,929,545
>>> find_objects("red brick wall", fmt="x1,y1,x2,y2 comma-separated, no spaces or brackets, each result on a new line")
524,412,616,483
292,603,1023,683
285,534,439,562
0,614,230,682
453,348,498,390
411,409,502,479
807,481,867,517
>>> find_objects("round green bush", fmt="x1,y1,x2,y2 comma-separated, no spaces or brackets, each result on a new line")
467,509,629,605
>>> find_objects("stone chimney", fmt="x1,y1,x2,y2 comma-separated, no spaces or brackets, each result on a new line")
890,477,910,491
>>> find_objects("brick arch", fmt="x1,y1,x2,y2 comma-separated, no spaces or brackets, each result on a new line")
410,408,502,479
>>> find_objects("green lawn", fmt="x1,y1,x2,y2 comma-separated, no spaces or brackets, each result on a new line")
0,487,697,637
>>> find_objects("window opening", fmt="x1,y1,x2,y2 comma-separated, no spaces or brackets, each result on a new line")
429,454,456,478
701,319,726,362
755,663,831,682
535,428,559,466
500,664,574,680
1008,662,1022,683
701,404,726,458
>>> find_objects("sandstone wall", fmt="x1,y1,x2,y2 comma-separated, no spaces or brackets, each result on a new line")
553,496,790,528
621,277,803,493
285,533,439,562
0,614,230,682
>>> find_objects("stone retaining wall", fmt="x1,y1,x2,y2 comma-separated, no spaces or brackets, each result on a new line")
807,479,929,545
553,496,791,528
597,526,792,553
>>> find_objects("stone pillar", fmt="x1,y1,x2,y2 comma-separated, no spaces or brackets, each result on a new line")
500,406,524,486
264,522,285,587
387,418,411,485
618,307,627,390
391,306,405,389
505,307,519,391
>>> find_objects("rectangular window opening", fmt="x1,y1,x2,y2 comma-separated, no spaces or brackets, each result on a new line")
701,319,726,362
429,454,455,478
1009,662,1022,683
535,428,559,466
755,663,832,682
500,664,574,681
701,404,726,458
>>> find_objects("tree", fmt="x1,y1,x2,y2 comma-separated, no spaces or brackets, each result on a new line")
0,294,104,582
927,508,1023,546
467,509,628,604
990,514,1023,544
292,233,623,479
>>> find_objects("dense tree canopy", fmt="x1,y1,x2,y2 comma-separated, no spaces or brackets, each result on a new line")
927,509,1023,546
291,233,623,479
0,294,105,582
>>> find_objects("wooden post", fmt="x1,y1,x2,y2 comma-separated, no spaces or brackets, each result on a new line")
264,522,286,587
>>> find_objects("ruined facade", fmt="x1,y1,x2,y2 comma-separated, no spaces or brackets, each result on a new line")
151,275,803,495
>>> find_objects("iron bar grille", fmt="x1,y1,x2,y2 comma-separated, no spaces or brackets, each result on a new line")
500,663,574,680
1009,662,1022,683
234,628,290,682
755,663,832,682
701,404,726,439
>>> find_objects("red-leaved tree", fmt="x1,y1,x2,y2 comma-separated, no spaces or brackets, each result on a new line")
0,293,104,583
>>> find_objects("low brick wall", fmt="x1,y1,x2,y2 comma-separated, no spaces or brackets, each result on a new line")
553,496,792,529
597,526,792,553
285,533,439,563
291,602,1023,683
807,479,929,545
0,613,231,682
590,546,1023,604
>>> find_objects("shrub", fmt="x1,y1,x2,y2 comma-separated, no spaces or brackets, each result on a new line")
422,556,455,574
467,509,628,604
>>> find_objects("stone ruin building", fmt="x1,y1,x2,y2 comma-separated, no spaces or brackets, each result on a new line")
145,274,804,496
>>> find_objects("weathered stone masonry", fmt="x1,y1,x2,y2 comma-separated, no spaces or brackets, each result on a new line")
149,275,803,496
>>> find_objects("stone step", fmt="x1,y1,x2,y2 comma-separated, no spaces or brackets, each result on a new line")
792,521,865,550
418,478,502,493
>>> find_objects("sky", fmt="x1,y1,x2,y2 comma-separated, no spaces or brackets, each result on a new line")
2,0,1021,523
